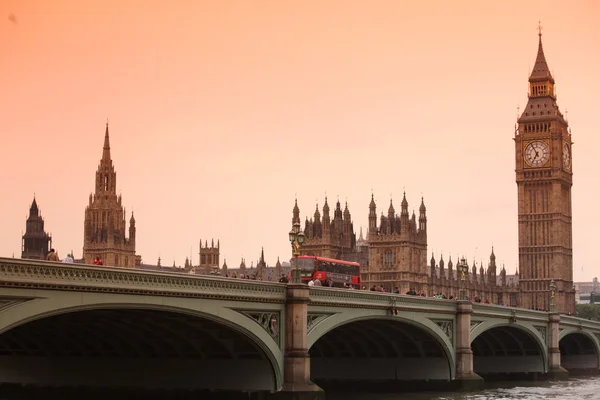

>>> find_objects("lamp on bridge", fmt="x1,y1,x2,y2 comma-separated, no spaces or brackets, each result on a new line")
550,279,557,312
288,221,305,284
459,258,468,301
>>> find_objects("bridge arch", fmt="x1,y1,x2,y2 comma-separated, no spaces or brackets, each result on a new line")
307,309,455,382
558,329,600,373
471,322,547,376
0,293,283,391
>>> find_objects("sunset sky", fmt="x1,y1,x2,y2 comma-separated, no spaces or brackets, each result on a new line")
1,1,599,281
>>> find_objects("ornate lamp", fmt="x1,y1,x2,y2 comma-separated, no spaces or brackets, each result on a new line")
289,221,305,283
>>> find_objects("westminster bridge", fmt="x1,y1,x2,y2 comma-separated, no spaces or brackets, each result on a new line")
1,258,600,399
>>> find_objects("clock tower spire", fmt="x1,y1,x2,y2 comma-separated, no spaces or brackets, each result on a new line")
514,27,574,314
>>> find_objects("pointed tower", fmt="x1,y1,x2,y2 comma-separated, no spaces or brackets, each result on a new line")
515,27,574,313
83,123,136,267
448,256,454,281
488,247,497,284
22,197,52,260
257,247,266,280
292,199,300,224
419,197,427,233
321,197,331,240
275,257,282,280
199,238,220,272
368,194,377,234
313,203,322,238
400,192,409,232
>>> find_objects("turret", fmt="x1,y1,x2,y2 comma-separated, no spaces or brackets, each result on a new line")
419,197,427,232
322,197,331,236
292,199,300,224
222,259,228,276
334,200,343,234
275,256,281,279
430,253,436,278
313,203,322,238
368,194,377,233
400,192,409,229
488,247,497,283
439,254,445,279
388,199,395,227
448,256,454,281
129,212,136,246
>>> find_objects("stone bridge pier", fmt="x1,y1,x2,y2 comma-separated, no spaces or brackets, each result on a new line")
275,284,324,400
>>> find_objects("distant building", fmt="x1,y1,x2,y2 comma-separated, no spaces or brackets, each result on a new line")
21,197,52,260
82,123,138,267
292,196,517,301
193,239,220,274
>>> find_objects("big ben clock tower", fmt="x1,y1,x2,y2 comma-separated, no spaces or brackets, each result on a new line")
515,28,574,314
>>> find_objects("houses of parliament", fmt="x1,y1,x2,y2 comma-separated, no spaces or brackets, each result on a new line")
20,31,576,314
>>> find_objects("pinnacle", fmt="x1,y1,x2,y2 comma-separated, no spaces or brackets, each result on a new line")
102,122,112,162
529,30,554,83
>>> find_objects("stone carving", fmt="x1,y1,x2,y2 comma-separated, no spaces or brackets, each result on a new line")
240,311,281,341
307,313,333,332
0,297,33,312
535,326,547,343
0,260,286,302
470,321,483,332
509,310,518,323
433,320,453,341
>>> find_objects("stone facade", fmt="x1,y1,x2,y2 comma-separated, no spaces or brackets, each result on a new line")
515,32,575,314
82,123,137,268
428,250,520,305
189,239,220,274
295,198,357,261
21,197,52,260
364,193,428,293
293,194,429,292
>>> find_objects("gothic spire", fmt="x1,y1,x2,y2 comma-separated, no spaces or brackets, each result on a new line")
292,198,300,224
529,24,554,83
102,122,111,162
29,196,39,217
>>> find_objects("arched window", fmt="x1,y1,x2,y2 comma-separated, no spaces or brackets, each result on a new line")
384,250,393,267
104,176,109,191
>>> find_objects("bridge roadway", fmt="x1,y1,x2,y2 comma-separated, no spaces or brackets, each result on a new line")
1,257,599,399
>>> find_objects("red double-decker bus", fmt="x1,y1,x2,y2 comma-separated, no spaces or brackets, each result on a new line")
293,256,361,288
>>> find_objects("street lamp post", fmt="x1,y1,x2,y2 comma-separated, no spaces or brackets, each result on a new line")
288,221,306,284
550,279,557,312
459,257,468,301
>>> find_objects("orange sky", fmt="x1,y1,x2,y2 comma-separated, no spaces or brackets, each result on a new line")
1,0,599,280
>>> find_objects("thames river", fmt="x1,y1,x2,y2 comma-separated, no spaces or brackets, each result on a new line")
328,377,600,400
1,377,599,399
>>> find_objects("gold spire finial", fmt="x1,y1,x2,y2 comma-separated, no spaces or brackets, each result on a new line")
538,21,542,37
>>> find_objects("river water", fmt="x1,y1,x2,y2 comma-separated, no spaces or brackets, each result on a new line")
1,377,598,399
328,377,600,400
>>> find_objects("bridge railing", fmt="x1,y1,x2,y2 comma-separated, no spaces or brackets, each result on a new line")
0,257,286,303
308,286,457,313
471,302,549,323
560,314,600,332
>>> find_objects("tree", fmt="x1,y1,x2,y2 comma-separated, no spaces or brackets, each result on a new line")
575,304,600,320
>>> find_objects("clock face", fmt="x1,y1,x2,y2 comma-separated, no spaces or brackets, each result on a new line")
563,142,571,170
524,141,549,167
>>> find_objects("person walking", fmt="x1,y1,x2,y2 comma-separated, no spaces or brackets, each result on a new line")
46,249,59,261
62,253,74,263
